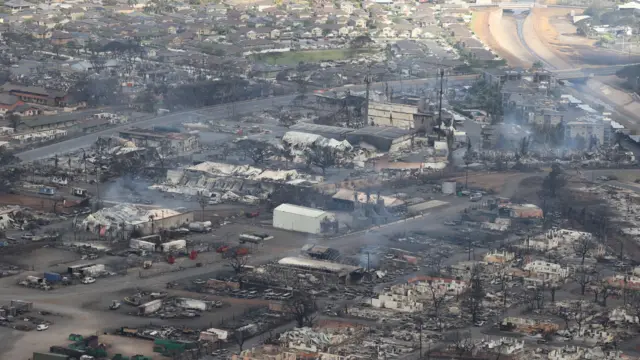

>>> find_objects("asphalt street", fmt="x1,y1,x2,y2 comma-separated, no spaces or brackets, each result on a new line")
16,75,478,162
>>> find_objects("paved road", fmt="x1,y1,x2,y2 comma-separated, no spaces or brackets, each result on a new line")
15,75,478,162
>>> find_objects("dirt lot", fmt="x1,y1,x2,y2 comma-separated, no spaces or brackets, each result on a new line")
447,171,539,195
471,9,533,68
0,247,81,271
100,335,156,358
0,193,75,213
529,7,640,66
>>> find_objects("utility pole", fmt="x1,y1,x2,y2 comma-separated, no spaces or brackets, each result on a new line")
363,66,371,126
437,68,445,134
366,252,370,271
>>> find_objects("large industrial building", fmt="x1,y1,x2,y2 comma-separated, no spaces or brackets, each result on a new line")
273,204,336,234
367,101,430,130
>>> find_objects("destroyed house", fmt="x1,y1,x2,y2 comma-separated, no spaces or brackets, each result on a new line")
289,123,354,141
119,128,198,153
302,244,340,260
0,83,68,107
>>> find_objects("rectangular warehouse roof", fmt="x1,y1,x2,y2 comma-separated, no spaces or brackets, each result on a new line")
274,204,329,218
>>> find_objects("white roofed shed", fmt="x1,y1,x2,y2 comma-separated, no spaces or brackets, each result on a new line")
273,204,335,234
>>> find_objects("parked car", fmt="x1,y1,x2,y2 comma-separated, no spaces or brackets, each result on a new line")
36,324,49,331
82,277,96,284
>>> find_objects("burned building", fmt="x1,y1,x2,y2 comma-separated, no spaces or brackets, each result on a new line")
118,128,199,154
0,83,69,107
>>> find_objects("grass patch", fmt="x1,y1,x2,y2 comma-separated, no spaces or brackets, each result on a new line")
252,48,378,65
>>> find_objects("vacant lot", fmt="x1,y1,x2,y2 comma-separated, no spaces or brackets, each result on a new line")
471,9,534,68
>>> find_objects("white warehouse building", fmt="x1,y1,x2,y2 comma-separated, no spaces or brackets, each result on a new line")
273,204,335,234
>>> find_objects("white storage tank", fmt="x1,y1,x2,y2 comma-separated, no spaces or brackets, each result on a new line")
273,204,334,234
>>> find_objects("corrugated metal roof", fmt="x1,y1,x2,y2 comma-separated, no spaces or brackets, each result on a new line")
278,257,361,273
274,204,328,218
407,200,448,214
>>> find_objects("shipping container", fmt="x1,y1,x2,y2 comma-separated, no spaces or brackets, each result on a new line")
33,352,69,360
137,299,162,315
44,272,62,282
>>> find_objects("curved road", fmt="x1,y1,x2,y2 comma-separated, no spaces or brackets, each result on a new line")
16,75,478,162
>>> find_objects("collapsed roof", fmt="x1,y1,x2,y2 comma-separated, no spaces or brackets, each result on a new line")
282,131,353,152
81,204,181,229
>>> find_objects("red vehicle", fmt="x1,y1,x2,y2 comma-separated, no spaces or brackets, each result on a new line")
221,246,249,259
245,211,260,218
216,245,230,253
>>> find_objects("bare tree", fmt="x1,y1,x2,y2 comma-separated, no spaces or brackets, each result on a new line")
572,301,588,334
279,142,295,169
555,300,588,333
463,264,485,324
574,266,593,296
156,139,173,170
446,331,475,357
89,54,106,73
548,281,559,303
284,292,317,328
594,279,615,306
303,143,339,175
232,330,246,352
573,235,594,265
226,249,248,274
497,264,510,311
198,196,207,221
541,163,567,199
236,139,275,165
625,291,640,324
425,280,447,330
6,112,20,131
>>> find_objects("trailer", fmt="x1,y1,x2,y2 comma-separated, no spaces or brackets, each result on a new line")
137,299,162,315
239,233,273,244
44,272,62,282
